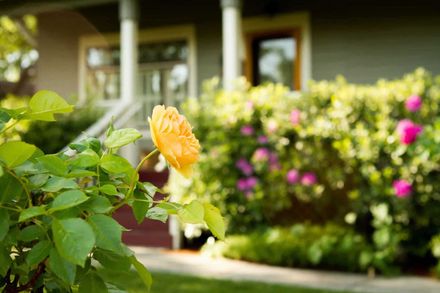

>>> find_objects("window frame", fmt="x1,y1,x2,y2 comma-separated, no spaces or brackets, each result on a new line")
242,12,312,91
78,24,197,106
245,28,301,90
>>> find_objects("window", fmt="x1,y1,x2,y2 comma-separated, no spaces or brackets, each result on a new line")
79,25,197,109
85,40,189,106
246,29,301,90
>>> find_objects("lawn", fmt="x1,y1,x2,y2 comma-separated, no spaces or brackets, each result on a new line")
150,272,351,293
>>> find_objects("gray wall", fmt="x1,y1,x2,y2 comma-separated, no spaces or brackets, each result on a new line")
37,10,99,99
311,2,440,83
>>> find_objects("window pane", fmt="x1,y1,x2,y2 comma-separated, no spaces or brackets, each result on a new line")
85,40,189,103
253,36,296,89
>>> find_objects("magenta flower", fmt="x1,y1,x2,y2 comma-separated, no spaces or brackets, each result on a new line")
253,148,270,161
286,169,300,184
301,172,317,186
290,109,301,126
236,177,258,192
258,135,268,144
393,179,412,197
241,125,254,136
246,177,258,189
396,119,423,145
237,179,249,191
405,95,422,112
235,158,253,176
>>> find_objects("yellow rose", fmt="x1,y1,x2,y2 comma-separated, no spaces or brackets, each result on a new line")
149,105,200,178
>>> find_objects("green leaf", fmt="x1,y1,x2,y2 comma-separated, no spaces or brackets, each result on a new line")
178,200,205,224
0,141,36,168
145,206,168,223
41,176,79,192
19,206,47,222
132,192,152,224
48,248,76,285
88,214,124,254
37,155,68,176
157,202,181,214
70,149,100,168
100,154,134,174
99,184,119,196
0,246,12,276
29,174,50,188
83,195,112,214
26,240,51,267
67,170,96,178
69,137,101,153
18,225,45,242
0,210,9,241
0,172,24,204
203,203,225,240
139,182,159,197
49,190,89,213
93,249,131,272
52,218,95,267
104,128,142,149
79,271,108,293
130,255,152,292
27,90,74,121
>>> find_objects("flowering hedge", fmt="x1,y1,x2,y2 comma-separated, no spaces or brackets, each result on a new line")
174,69,440,272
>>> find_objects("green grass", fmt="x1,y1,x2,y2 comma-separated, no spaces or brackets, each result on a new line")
150,272,350,293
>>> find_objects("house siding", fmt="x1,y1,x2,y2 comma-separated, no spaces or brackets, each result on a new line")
35,0,440,99
310,3,440,83
37,10,99,99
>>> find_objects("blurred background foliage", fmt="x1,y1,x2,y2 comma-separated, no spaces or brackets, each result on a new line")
0,15,38,97
169,69,440,275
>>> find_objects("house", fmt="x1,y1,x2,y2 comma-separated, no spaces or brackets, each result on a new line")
1,0,440,248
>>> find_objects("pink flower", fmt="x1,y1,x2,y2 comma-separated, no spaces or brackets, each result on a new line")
290,109,301,125
396,119,423,145
237,179,249,191
286,169,300,184
236,177,258,192
246,177,258,189
405,95,422,112
253,148,270,161
235,158,253,176
301,172,317,186
258,135,268,144
241,125,254,136
393,179,412,197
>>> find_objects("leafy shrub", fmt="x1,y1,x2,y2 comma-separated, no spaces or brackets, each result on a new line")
173,69,440,272
0,90,224,291
203,224,372,272
21,107,99,153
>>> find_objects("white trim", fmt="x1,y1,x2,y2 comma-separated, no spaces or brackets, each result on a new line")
78,24,197,103
242,11,312,90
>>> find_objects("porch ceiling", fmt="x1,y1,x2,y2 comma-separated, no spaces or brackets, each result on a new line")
0,0,118,16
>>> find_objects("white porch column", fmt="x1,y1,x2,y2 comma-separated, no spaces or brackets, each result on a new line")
119,0,139,166
221,0,242,90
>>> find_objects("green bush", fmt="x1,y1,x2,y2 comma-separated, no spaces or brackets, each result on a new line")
21,107,99,153
172,69,440,272
203,224,373,272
